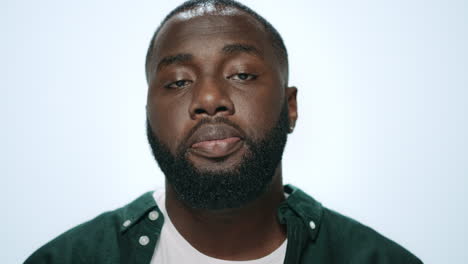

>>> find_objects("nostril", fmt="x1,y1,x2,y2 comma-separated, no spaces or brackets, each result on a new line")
216,106,228,112
194,108,206,115
191,105,232,118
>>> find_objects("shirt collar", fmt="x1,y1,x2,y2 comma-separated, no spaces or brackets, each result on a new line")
280,184,324,241
118,184,324,241
119,191,159,233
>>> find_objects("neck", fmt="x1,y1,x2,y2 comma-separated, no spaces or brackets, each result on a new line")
165,165,287,261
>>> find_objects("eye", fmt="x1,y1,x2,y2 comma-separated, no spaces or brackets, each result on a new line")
230,73,258,81
165,80,192,89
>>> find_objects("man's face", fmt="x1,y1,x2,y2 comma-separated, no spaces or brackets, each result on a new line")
146,8,297,209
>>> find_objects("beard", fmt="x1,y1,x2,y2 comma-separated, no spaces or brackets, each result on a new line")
146,102,290,210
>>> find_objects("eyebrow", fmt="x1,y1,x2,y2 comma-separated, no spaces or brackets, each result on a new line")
157,53,193,71
222,43,262,58
156,43,262,72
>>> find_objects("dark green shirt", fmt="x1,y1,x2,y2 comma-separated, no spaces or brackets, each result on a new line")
25,185,422,263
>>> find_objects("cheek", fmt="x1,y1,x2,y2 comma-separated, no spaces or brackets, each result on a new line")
147,97,190,153
235,86,283,140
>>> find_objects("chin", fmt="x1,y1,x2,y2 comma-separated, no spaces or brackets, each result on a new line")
190,158,244,174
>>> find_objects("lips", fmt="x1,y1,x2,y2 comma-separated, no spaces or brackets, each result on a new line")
187,124,245,159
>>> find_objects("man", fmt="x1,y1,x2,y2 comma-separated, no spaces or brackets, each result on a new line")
25,0,422,263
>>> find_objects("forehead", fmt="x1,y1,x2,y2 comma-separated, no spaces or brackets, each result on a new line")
152,7,272,62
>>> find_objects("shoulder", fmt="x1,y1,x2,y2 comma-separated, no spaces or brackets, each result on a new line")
24,191,156,264
318,207,422,263
284,185,422,263
24,210,120,263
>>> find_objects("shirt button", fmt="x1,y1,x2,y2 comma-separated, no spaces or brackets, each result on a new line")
139,235,150,246
122,220,131,227
309,220,316,230
148,211,159,221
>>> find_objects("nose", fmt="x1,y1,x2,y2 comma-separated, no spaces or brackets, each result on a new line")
188,78,235,119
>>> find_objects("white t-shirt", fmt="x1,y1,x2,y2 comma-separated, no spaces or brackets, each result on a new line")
150,190,287,264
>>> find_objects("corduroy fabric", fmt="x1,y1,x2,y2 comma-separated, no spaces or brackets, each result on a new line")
24,185,423,264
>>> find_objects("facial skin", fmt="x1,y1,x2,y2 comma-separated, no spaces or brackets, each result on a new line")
146,8,298,210
148,9,298,209
147,8,297,170
145,7,298,260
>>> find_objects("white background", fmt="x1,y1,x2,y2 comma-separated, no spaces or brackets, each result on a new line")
2,0,467,263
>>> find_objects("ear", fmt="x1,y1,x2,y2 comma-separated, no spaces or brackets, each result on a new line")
286,86,298,133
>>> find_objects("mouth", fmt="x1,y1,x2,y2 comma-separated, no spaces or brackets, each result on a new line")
187,124,245,159
190,137,244,159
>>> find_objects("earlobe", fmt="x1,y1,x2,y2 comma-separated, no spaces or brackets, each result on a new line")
286,86,298,133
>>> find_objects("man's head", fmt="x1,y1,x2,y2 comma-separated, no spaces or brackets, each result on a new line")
145,0,298,210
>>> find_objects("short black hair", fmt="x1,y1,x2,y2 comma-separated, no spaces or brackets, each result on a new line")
145,0,289,84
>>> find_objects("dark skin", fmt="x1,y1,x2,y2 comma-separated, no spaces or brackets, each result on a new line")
146,8,298,261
